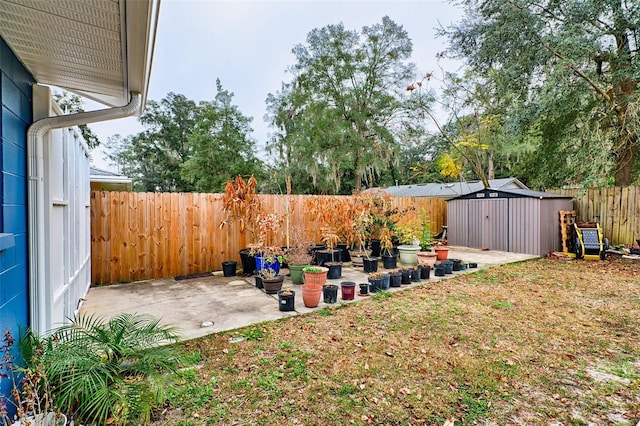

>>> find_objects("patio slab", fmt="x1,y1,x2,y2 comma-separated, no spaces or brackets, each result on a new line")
79,247,538,341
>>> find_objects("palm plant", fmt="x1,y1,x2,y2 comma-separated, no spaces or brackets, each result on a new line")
43,313,181,425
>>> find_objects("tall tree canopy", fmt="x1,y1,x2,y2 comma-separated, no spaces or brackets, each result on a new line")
444,0,640,187
266,16,419,193
105,84,262,192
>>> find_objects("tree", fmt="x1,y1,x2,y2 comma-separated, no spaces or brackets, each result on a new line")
181,79,263,192
443,0,640,186
53,92,101,149
108,92,198,192
104,86,261,192
266,16,418,193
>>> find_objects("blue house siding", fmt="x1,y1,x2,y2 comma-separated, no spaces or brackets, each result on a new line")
0,36,34,372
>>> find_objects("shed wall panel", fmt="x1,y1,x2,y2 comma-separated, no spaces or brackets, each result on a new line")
540,198,574,255
467,200,484,249
446,199,469,247
509,198,540,255
487,199,509,251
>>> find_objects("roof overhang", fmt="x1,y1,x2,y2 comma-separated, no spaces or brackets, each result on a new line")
0,0,160,111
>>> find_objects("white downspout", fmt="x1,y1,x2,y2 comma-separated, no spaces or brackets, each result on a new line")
27,92,141,334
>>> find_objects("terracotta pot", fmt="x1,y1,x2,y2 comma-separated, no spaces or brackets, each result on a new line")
301,284,322,307
434,246,449,260
417,251,437,269
303,266,329,286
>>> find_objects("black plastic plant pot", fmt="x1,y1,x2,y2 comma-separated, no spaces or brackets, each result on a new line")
239,249,256,276
326,262,342,279
441,260,454,274
367,239,382,257
278,290,295,312
401,270,411,284
362,257,378,273
368,278,382,293
323,284,339,304
411,266,421,282
316,249,341,267
468,262,478,268
434,265,445,276
359,283,369,295
254,273,264,289
337,242,351,262
222,260,237,277
379,273,391,290
420,265,430,279
451,259,462,271
390,273,402,287
382,254,397,269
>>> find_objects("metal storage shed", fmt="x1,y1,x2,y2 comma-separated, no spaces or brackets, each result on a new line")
447,188,574,256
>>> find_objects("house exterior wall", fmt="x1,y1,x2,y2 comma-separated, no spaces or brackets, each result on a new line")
32,84,92,332
1,35,34,396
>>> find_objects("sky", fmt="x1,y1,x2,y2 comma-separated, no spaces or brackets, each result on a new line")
88,0,464,171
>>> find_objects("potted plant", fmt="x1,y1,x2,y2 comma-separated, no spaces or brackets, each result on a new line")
219,176,264,275
389,269,402,287
301,266,327,307
286,226,313,285
260,268,285,294
253,213,284,272
302,266,329,287
394,213,426,266
352,190,399,257
278,288,295,312
379,227,397,269
434,243,449,260
319,228,342,279
367,271,385,293
322,284,339,304
348,210,373,267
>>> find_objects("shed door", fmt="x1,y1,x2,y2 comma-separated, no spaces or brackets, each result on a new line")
467,199,509,251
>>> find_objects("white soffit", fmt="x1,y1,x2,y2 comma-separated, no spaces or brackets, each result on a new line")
0,0,158,108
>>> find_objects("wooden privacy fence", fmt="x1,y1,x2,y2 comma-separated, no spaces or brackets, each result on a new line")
548,186,640,246
91,192,447,284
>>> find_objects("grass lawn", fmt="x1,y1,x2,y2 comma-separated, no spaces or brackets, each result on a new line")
153,257,640,425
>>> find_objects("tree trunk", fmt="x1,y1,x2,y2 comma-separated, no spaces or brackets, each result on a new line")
487,151,495,180
614,133,638,186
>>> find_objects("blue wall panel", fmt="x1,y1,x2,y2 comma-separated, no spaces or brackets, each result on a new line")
1,36,34,407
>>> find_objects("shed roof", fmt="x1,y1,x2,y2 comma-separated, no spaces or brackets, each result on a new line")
0,0,160,109
374,178,528,198
448,188,574,201
90,166,131,183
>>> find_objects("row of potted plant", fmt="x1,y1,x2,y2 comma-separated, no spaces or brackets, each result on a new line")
219,176,448,281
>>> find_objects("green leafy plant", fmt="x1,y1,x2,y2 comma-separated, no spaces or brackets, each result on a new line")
44,313,181,425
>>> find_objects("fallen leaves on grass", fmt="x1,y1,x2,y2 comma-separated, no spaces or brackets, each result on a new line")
155,257,640,425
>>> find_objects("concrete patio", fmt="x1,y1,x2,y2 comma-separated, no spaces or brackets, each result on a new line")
79,247,538,341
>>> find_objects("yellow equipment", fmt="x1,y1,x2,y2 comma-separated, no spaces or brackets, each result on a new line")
573,223,609,260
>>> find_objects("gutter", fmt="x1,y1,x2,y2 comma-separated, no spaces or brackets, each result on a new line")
26,92,141,334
